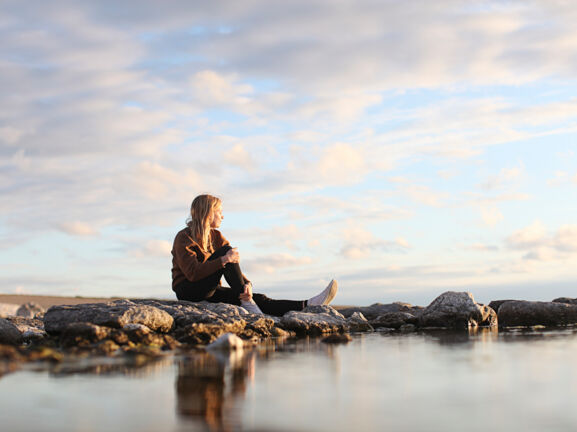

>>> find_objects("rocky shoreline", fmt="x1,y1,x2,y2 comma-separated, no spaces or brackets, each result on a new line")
2,291,577,364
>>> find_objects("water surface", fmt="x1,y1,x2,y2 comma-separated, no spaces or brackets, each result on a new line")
1,328,577,432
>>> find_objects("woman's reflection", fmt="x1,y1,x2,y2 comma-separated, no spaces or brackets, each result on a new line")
176,349,255,431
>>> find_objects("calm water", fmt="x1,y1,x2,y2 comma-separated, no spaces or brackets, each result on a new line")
2,328,577,432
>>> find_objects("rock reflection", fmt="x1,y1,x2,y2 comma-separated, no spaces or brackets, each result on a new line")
176,349,255,432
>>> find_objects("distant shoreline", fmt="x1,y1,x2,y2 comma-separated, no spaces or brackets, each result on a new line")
0,293,352,310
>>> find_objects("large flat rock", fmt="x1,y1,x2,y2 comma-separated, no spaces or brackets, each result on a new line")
44,300,174,334
498,301,577,327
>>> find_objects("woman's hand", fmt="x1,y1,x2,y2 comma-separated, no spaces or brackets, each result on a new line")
221,247,240,265
239,282,253,302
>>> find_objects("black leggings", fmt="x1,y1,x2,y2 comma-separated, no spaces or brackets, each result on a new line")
173,245,305,317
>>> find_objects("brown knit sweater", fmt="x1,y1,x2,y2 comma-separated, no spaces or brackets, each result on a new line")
171,228,249,289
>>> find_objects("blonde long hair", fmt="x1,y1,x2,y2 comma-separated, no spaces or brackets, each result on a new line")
187,194,222,252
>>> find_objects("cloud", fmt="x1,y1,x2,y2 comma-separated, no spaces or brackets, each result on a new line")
481,163,524,190
340,226,410,260
132,240,172,258
243,253,313,274
56,221,99,236
506,222,577,261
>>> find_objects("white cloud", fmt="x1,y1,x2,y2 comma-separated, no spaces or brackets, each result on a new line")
57,221,99,236
340,226,410,260
481,163,524,190
243,253,313,274
132,240,172,258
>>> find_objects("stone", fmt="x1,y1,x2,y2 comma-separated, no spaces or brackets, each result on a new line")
16,302,44,318
0,318,22,345
44,300,174,334
488,300,518,313
552,297,577,306
419,291,497,329
347,312,374,332
129,299,246,329
498,301,577,327
59,322,112,347
207,333,245,351
280,310,348,334
4,316,46,342
322,334,352,344
339,302,423,320
371,312,418,329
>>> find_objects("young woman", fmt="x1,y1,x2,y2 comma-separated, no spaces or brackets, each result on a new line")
171,194,338,316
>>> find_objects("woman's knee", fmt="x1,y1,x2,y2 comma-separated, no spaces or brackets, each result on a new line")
209,245,233,260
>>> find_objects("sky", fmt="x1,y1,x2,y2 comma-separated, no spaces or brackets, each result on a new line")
1,0,577,306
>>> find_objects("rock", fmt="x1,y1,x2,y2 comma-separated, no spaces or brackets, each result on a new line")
419,291,497,329
399,323,417,333
280,310,348,334
59,322,112,347
371,312,418,329
347,312,374,332
4,316,46,343
175,323,232,345
498,301,577,327
16,302,44,318
488,300,518,313
130,299,247,329
0,318,22,345
207,333,245,351
44,300,174,334
552,297,577,306
339,302,423,320
322,334,352,344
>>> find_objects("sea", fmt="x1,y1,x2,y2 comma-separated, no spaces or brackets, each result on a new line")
1,327,577,432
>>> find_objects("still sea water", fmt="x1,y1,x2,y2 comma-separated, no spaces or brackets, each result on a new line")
1,328,577,432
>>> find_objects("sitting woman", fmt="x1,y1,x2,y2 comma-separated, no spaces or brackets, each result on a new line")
171,194,338,316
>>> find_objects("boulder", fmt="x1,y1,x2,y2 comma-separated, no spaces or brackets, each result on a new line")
498,301,577,327
16,302,44,318
0,318,22,345
371,312,418,329
488,300,518,313
44,300,174,334
347,312,374,332
280,307,348,334
3,316,46,342
552,297,577,306
339,302,422,320
419,291,497,329
129,299,246,328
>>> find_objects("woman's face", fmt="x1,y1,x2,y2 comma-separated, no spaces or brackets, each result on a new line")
209,204,223,228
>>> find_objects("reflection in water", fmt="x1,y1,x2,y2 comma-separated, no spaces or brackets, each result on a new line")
176,349,255,432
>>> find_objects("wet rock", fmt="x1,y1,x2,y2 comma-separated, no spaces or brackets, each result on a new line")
0,318,22,345
4,316,46,342
347,312,374,332
280,309,348,335
488,300,518,313
399,323,417,333
552,297,577,306
175,323,237,346
44,300,174,334
207,333,245,351
0,344,23,361
339,302,423,320
16,302,44,318
419,291,497,329
322,334,352,344
498,301,577,327
371,312,418,329
59,322,112,347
